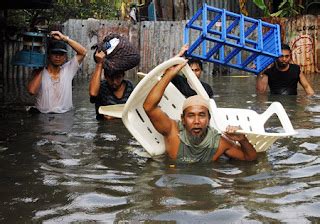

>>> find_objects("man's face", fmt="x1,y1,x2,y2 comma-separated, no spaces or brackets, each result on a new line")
276,49,291,68
106,74,124,91
48,52,67,67
190,63,202,78
182,105,210,137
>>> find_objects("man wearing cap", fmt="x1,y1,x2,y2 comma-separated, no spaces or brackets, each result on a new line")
143,60,257,163
89,50,134,120
27,31,87,113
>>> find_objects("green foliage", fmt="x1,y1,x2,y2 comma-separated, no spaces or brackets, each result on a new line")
253,0,270,16
6,0,120,32
252,0,304,17
270,0,304,17
50,0,120,22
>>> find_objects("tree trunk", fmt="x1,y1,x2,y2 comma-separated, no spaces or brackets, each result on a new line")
173,0,186,20
239,0,248,16
159,0,173,20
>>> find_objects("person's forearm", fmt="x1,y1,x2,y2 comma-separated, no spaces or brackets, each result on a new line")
305,86,315,96
299,74,314,96
144,60,186,113
239,138,257,161
89,63,103,96
27,71,42,95
256,74,268,94
144,72,176,112
63,36,87,57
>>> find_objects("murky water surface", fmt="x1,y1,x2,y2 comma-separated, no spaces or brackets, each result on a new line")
0,74,319,223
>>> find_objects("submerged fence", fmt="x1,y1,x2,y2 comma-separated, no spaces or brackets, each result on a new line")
1,15,319,80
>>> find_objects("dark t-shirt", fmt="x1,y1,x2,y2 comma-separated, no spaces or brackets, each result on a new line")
90,79,134,120
171,75,214,98
265,64,300,95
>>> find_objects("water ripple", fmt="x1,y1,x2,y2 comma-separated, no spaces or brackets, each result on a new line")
152,207,254,224
35,193,127,222
275,153,317,165
155,174,221,188
67,192,128,210
295,128,320,138
258,202,320,223
287,164,320,178
305,104,320,112
254,182,308,195
299,142,319,151
271,187,320,204
41,212,118,224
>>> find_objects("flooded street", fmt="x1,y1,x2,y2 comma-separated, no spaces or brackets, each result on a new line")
0,74,319,223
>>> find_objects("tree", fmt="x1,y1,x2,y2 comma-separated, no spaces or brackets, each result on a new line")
253,0,304,17
5,0,120,33
239,0,249,16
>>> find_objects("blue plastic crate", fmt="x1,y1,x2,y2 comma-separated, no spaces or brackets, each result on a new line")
12,32,47,68
184,4,282,74
12,50,46,68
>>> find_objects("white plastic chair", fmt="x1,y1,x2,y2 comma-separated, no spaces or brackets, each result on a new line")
110,57,297,156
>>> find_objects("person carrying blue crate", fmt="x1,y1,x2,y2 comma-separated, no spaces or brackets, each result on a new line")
256,44,314,96
27,31,87,113
171,45,214,98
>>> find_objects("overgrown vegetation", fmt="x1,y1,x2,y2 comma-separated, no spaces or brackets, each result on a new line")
6,0,121,32
253,0,304,17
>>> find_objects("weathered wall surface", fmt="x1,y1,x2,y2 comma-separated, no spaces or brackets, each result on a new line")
62,19,217,78
2,15,319,79
286,15,320,74
63,19,140,79
265,15,320,74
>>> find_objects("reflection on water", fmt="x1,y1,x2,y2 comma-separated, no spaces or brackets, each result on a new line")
0,75,319,223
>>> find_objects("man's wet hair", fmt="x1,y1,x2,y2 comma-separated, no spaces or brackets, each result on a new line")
281,43,291,51
188,58,203,70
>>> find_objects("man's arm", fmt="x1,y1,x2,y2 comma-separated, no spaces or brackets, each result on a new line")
27,69,42,95
143,61,187,136
50,31,87,64
299,73,315,96
213,126,257,161
89,51,105,97
176,44,188,57
256,73,269,94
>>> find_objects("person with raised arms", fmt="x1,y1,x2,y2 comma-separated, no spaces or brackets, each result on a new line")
89,50,134,120
27,31,87,113
143,60,257,163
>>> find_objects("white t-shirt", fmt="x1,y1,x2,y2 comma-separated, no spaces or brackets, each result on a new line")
35,57,80,113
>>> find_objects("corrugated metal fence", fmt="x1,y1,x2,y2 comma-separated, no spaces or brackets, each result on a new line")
186,0,266,18
2,15,319,79
63,19,220,79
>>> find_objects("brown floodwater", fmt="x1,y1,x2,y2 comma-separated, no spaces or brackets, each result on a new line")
0,73,319,223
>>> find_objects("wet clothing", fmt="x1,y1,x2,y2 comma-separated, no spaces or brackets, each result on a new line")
176,121,221,164
264,64,300,95
35,57,80,113
172,75,214,98
90,79,134,120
